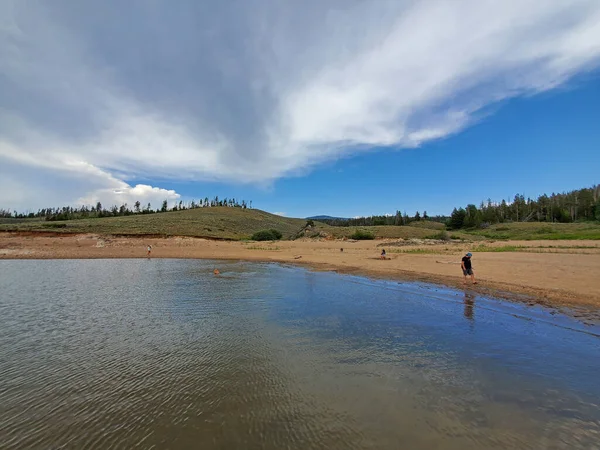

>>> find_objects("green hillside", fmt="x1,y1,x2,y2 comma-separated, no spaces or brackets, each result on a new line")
2,207,598,240
463,222,600,240
0,207,307,240
306,223,470,240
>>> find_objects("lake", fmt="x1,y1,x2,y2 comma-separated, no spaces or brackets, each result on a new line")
1,259,599,449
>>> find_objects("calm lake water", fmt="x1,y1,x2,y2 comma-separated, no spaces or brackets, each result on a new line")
1,259,599,449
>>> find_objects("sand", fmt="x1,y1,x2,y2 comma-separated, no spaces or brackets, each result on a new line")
2,232,600,313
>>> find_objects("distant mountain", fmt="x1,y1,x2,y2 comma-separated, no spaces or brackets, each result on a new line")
306,215,350,221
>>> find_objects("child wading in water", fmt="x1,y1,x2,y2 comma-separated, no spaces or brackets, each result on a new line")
461,252,477,285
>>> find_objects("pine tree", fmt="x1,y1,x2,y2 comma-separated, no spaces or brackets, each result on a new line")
449,208,466,229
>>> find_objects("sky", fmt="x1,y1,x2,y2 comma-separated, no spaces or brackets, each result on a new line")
1,0,599,218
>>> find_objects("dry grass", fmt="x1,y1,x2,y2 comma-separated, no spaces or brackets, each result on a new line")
0,217,44,224
0,208,308,240
3,208,598,242
472,243,600,254
407,221,446,230
312,224,472,240
387,248,445,254
386,242,600,255
243,245,282,251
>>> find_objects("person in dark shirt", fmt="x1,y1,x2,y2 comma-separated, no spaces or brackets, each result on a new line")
461,252,477,285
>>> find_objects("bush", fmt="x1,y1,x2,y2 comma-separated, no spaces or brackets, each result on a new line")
251,229,283,241
349,230,375,240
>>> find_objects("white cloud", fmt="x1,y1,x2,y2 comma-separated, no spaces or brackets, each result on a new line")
76,185,180,211
1,0,600,209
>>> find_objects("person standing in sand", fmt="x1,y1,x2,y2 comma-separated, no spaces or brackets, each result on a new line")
461,252,477,285
147,245,152,257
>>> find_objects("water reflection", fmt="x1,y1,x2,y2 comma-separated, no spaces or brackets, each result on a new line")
463,291,475,320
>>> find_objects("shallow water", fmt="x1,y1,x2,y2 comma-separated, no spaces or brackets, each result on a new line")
0,259,599,449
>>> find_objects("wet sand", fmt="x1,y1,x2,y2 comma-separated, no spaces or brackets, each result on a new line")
2,232,600,313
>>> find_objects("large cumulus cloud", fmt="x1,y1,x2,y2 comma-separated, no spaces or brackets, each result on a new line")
1,0,600,209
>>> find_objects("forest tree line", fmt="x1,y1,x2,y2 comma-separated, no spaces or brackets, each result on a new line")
318,184,600,229
447,185,600,229
0,196,253,221
318,211,448,227
2,184,599,228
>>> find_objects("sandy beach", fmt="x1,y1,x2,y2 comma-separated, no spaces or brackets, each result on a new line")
2,232,600,312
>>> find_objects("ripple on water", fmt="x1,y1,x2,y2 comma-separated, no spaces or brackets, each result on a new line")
0,259,599,449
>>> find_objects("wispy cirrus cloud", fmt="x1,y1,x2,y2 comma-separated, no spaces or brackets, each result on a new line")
1,0,600,209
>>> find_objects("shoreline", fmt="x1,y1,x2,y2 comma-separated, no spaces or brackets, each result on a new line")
2,232,600,319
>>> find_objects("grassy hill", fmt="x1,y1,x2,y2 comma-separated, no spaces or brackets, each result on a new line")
407,221,446,230
0,208,308,240
0,217,44,225
1,207,598,240
307,223,470,240
463,222,600,240
318,222,600,240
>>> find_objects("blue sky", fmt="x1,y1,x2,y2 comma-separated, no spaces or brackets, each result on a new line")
132,76,600,218
1,0,600,217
